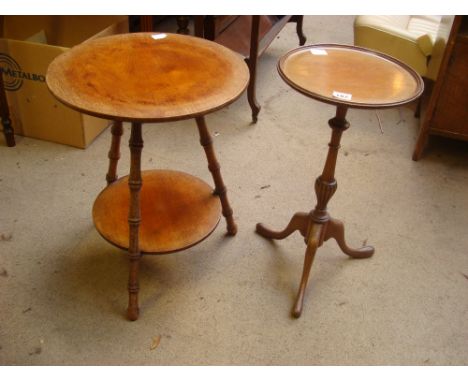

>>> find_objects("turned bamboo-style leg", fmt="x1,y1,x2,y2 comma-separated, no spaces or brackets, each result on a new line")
0,74,15,147
127,122,143,321
196,116,237,235
106,121,123,185
245,15,261,123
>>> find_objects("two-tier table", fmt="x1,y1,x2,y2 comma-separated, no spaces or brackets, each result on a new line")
256,44,423,318
46,33,249,320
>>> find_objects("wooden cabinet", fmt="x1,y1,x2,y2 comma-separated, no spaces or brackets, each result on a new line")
413,16,468,160
194,16,306,123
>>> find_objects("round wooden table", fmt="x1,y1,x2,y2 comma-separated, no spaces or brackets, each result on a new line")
256,44,423,318
47,32,249,320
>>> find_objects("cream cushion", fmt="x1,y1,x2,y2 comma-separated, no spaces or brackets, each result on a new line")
354,15,441,78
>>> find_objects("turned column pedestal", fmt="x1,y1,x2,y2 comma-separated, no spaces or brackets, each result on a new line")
256,105,374,317
257,44,424,318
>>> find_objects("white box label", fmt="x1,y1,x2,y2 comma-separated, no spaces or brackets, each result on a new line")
332,91,352,101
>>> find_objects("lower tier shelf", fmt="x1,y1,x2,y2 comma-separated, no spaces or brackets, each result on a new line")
92,169,221,254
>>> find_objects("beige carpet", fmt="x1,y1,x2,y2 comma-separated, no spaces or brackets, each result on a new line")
1,16,467,365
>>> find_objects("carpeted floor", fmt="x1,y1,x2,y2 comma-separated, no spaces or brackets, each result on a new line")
1,16,467,365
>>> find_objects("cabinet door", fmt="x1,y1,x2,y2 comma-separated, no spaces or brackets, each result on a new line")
431,36,468,138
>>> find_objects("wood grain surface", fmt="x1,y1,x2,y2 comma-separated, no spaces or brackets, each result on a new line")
46,32,249,122
92,170,222,254
278,44,423,109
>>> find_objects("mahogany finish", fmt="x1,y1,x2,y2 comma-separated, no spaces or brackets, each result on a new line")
93,170,222,254
257,44,423,318
291,15,307,46
47,32,248,320
46,33,249,122
195,15,306,122
139,16,153,33
196,116,237,235
126,122,143,320
279,44,423,109
413,16,468,160
106,121,123,185
246,16,261,123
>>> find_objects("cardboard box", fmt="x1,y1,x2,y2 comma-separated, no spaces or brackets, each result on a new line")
0,16,128,148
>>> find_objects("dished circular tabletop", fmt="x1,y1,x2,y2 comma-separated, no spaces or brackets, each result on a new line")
46,32,249,122
278,44,423,109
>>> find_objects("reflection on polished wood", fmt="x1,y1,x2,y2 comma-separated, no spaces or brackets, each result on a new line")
46,32,249,122
258,44,423,318
279,44,423,109
47,31,248,320
93,170,222,254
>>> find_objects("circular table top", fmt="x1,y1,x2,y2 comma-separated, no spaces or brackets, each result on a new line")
278,44,424,109
46,32,249,122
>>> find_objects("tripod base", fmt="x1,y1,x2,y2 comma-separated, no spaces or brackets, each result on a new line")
256,212,374,318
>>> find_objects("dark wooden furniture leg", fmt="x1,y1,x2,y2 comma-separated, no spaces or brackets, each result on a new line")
290,15,307,46
127,122,143,321
413,125,429,161
196,116,237,235
0,74,15,147
176,16,190,34
414,97,422,118
256,105,374,317
106,121,123,185
194,16,204,38
139,16,153,32
245,15,261,123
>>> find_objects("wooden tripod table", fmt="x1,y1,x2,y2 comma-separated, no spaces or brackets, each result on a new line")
46,32,249,320
256,44,423,318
